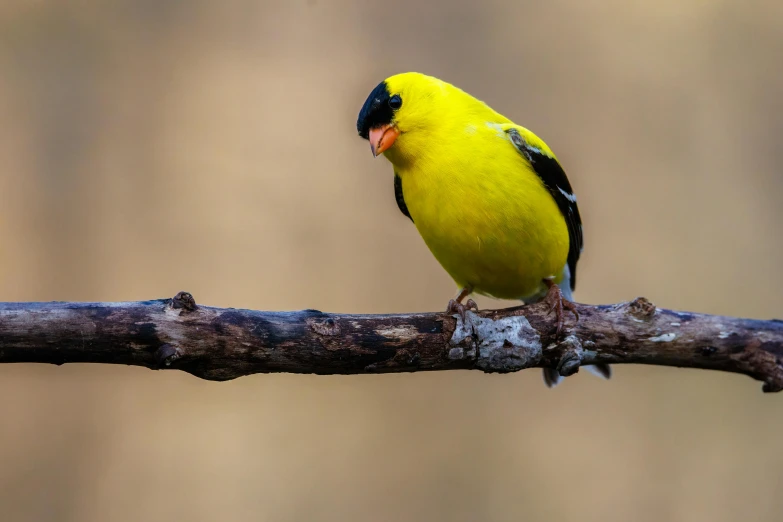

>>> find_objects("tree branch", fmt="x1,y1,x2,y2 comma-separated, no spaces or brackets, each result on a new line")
1,292,781,392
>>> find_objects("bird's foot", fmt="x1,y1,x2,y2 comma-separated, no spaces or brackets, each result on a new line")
446,298,479,323
542,280,579,338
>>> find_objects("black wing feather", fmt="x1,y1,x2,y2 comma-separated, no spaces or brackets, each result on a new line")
394,173,413,223
507,128,582,291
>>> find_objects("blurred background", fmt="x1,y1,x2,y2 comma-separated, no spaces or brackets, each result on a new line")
1,1,782,520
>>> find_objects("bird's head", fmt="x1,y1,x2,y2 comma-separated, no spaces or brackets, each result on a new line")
356,72,447,164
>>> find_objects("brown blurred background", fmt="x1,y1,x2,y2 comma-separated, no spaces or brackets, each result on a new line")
1,1,782,521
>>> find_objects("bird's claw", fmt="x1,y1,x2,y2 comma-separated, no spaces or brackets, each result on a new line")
542,282,579,338
447,298,479,323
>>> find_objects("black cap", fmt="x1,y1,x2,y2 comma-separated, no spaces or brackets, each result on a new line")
356,81,393,140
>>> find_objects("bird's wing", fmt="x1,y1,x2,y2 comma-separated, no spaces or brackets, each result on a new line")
394,172,413,223
505,127,583,291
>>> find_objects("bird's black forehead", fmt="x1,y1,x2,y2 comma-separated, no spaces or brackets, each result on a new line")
356,80,393,139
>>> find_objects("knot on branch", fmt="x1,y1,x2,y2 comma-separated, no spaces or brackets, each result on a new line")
450,312,542,373
626,297,656,320
155,343,183,367
554,335,583,377
738,343,783,393
168,291,197,312
308,316,341,336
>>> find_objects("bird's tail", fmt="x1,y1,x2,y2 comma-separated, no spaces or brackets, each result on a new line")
542,363,612,388
527,273,612,388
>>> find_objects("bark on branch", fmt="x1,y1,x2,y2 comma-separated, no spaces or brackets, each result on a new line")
1,292,782,392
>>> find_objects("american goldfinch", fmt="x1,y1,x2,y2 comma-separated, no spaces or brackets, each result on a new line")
356,72,610,387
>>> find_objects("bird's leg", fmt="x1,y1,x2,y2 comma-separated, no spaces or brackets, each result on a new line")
542,279,579,338
446,286,478,322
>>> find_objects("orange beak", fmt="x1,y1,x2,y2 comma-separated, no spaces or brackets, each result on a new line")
368,124,400,157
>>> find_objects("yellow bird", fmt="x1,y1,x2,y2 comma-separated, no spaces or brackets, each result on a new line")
356,72,610,387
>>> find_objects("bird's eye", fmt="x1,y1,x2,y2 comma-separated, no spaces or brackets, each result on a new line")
388,95,402,110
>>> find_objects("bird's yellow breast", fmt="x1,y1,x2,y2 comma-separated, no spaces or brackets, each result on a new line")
391,121,570,301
